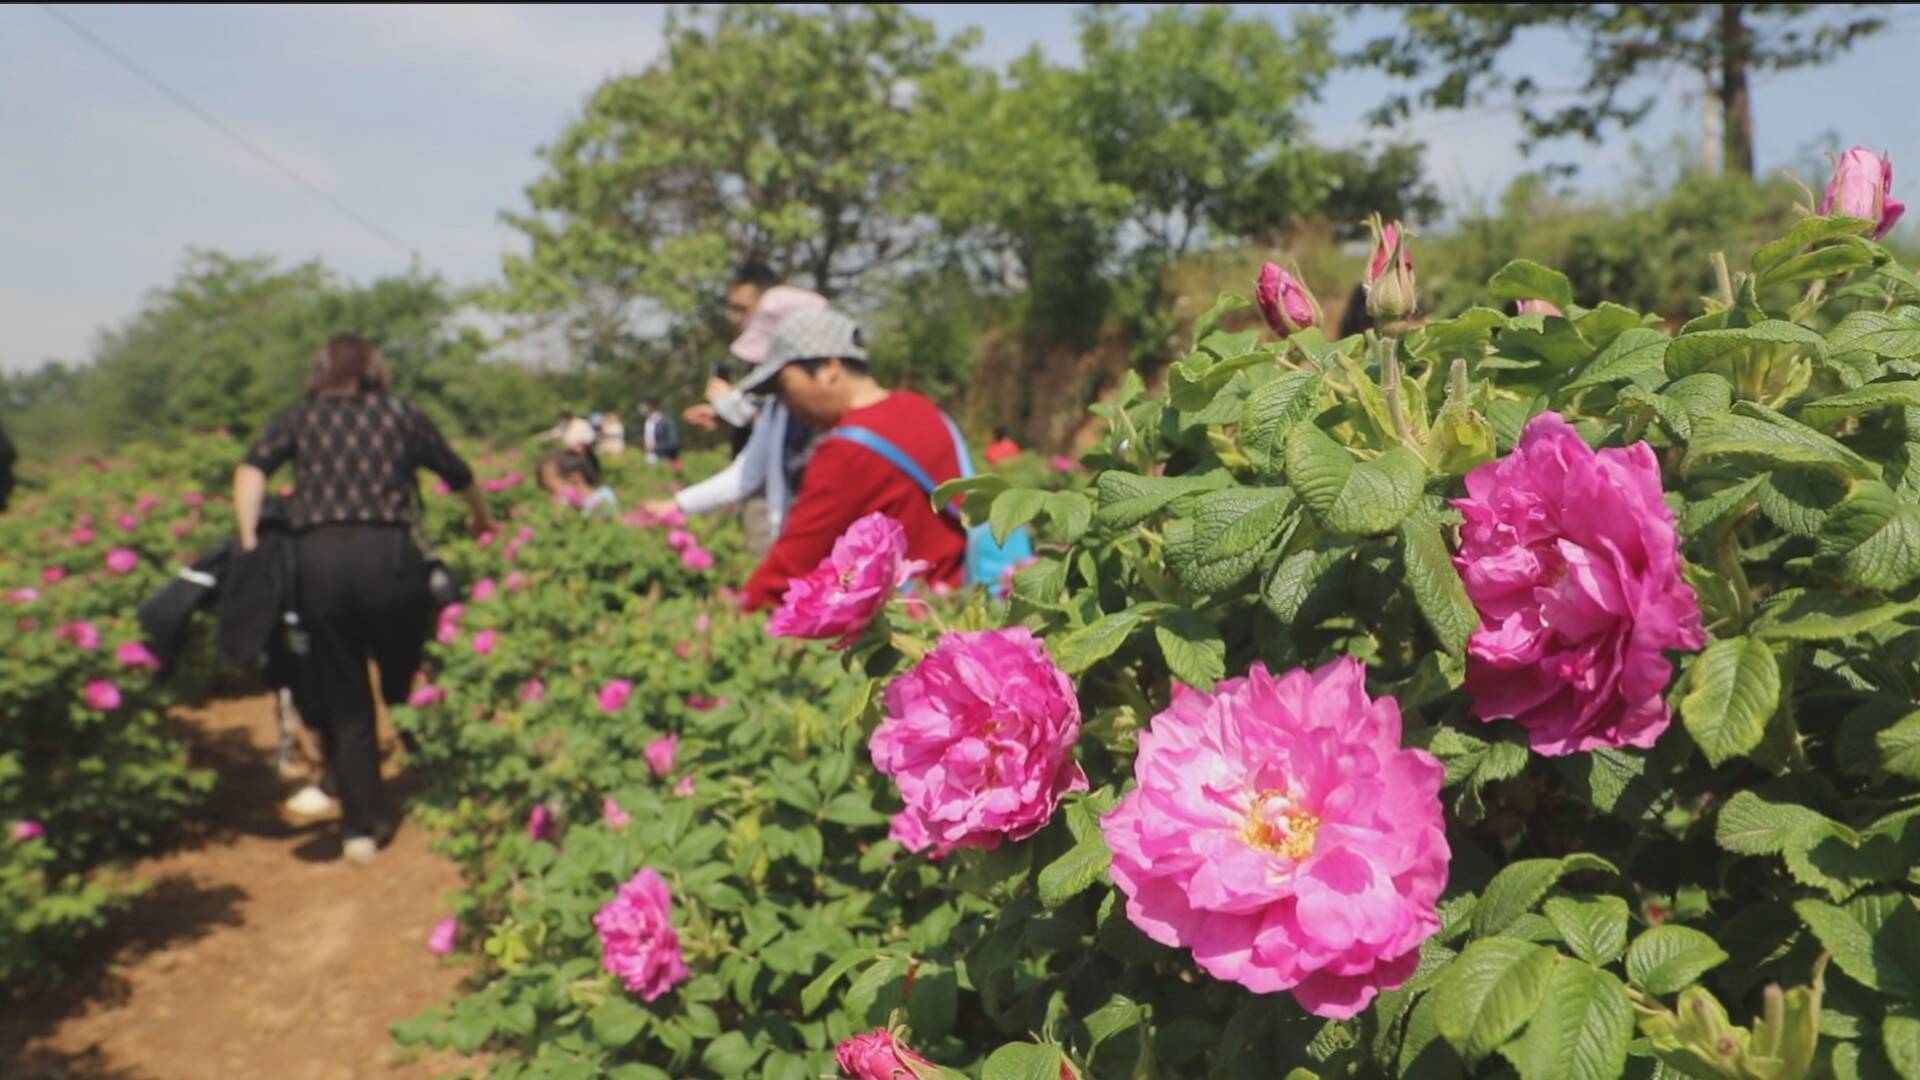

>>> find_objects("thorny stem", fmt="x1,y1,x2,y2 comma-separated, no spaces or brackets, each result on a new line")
1712,251,1735,307
1378,337,1418,449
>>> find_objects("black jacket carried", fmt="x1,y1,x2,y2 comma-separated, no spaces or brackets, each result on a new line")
136,497,303,685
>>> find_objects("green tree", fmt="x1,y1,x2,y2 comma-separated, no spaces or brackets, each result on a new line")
498,4,969,335
1351,4,1889,176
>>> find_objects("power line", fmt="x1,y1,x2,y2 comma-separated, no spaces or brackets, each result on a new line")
36,3,421,263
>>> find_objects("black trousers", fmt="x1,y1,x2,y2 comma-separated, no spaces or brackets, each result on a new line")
292,524,431,838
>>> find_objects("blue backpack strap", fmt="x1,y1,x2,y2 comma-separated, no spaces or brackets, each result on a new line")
939,414,976,481
830,426,940,496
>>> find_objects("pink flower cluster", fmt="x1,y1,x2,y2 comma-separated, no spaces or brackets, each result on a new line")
527,803,554,842
518,678,546,705
603,798,632,829
1104,658,1449,1019
599,679,634,713
471,577,498,603
768,513,926,648
84,679,122,711
593,868,691,1002
105,548,139,575
435,603,465,645
13,820,45,842
1452,413,1704,755
482,472,526,493
118,642,161,671
57,621,102,650
408,684,446,707
472,629,498,656
871,627,1086,855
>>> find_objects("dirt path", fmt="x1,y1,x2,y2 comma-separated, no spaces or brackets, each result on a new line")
3,695,473,1080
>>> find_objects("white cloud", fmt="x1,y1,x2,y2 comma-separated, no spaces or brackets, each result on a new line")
316,5,665,88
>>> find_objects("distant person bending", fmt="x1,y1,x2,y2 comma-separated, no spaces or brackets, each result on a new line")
738,308,966,610
232,335,492,865
984,426,1021,467
538,447,617,515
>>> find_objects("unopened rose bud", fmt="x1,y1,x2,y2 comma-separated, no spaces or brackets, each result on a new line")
1822,146,1905,240
1364,215,1417,325
1254,262,1322,336
1515,299,1563,318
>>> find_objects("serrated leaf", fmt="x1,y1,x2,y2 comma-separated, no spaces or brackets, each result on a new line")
1714,789,1845,855
1757,469,1849,537
1050,603,1174,674
1286,424,1426,535
1399,513,1478,656
1689,409,1876,479
1753,214,1874,274
1794,893,1920,997
1830,310,1920,360
1489,259,1575,314
1679,637,1781,766
591,999,647,1048
1475,858,1605,939
1666,321,1828,380
1193,291,1252,343
1038,837,1112,909
1565,328,1669,392
1155,608,1226,690
1543,896,1629,966
800,948,879,1015
1043,491,1092,542
1816,480,1920,591
1164,487,1295,594
1753,589,1920,641
1499,960,1632,1080
1434,938,1558,1062
1876,713,1920,780
982,1043,1068,1080
1093,470,1233,530
1264,540,1355,624
1883,1008,1920,1080
1239,370,1323,476
989,488,1048,547
1760,238,1882,287
1625,926,1729,994
1680,475,1765,537
1801,379,1920,428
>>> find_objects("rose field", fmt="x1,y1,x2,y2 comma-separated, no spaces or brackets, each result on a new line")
10,189,1920,1080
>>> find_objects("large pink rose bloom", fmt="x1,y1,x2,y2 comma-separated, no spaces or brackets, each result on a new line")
1103,658,1448,1020
835,1030,937,1079
593,868,691,1002
1452,412,1705,755
767,512,927,648
871,627,1087,855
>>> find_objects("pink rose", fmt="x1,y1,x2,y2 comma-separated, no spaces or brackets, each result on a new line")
471,577,498,602
1453,412,1705,755
43,567,66,585
528,804,553,842
117,514,140,532
667,529,695,552
1365,215,1417,322
681,546,714,571
1104,657,1449,1019
428,917,459,957
84,679,122,711
8,588,40,604
673,776,695,798
656,506,687,527
687,695,723,712
477,530,497,548
434,480,452,496
408,685,446,707
593,868,691,1002
106,548,139,575
172,523,192,540
1823,146,1905,241
515,526,535,545
1255,262,1321,336
871,627,1087,855
599,679,634,713
674,642,694,660
1050,455,1079,474
1515,299,1564,318
504,541,525,563
473,629,498,656
644,734,679,778
603,798,632,829
69,527,97,546
57,622,102,650
504,571,529,593
767,513,928,648
519,678,546,704
117,641,161,671
184,493,205,507
136,495,160,515
13,820,45,842
835,1030,938,1079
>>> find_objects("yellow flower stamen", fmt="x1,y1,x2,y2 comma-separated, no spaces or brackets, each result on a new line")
1239,792,1320,861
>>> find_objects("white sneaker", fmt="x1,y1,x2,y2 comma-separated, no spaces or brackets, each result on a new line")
343,836,378,865
285,785,337,818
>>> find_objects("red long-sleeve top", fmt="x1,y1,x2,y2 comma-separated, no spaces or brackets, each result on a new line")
744,390,967,611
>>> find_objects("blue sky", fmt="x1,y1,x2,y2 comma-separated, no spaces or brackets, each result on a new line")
4,4,1915,371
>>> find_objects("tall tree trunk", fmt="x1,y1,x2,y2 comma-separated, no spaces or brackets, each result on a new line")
1719,3,1755,177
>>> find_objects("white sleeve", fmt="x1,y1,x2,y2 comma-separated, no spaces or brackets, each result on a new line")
676,413,775,515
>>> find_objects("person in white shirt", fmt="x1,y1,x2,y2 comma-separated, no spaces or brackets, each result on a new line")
596,413,627,458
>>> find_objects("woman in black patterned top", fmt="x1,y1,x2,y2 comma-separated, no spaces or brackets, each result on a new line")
233,335,493,864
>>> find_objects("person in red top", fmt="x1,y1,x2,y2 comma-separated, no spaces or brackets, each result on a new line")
983,426,1022,467
734,308,966,610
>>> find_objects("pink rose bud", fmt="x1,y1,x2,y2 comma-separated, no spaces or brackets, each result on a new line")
657,506,687,528
1050,455,1079,474
428,917,459,956
515,526,535,545
1255,262,1322,336
434,480,452,496
835,1030,938,1080
1515,299,1563,318
172,523,192,540
603,798,632,829
674,641,693,660
527,804,553,842
58,622,103,650
473,629,498,656
1823,146,1905,240
1364,214,1417,323
599,679,634,713
477,530,496,548
13,820,45,842
84,679,122,711
673,776,695,798
77,513,95,528
681,546,714,571
106,548,139,575
118,642,161,671
694,613,710,634
644,734,679,778
593,868,691,1002
518,678,546,704
471,578,498,602
667,529,695,552
117,514,140,532
409,685,447,707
